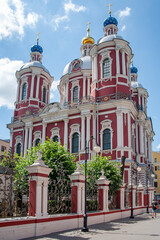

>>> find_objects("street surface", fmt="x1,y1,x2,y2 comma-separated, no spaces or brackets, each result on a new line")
24,212,160,240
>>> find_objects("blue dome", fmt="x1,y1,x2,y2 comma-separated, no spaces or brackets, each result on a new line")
104,16,118,27
130,66,138,74
31,44,43,54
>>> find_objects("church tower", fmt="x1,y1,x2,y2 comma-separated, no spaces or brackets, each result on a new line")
14,34,53,122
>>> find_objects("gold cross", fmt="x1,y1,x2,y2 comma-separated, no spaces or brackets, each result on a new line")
87,22,91,30
37,32,40,43
107,3,112,14
87,22,91,36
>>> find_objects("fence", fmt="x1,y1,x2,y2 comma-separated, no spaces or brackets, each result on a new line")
0,165,29,218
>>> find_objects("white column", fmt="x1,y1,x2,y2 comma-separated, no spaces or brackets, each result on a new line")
136,121,139,154
81,115,85,151
16,79,20,102
36,74,40,98
10,128,13,148
24,127,29,153
116,111,123,148
150,137,153,163
43,180,49,217
142,96,145,111
36,181,42,217
139,122,144,154
86,114,91,144
116,48,120,74
94,54,98,81
83,77,86,98
42,122,47,143
87,77,90,96
93,113,96,146
144,129,147,157
30,74,35,98
138,94,141,107
66,82,69,102
122,50,126,75
128,112,131,148
28,126,33,149
64,119,69,148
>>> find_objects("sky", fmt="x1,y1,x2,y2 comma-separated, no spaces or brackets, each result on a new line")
0,0,159,151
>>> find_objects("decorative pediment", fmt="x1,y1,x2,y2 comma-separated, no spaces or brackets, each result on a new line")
40,102,63,114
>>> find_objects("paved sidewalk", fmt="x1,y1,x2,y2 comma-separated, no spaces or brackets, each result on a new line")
24,213,160,240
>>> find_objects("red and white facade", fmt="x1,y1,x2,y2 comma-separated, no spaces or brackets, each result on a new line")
7,13,154,187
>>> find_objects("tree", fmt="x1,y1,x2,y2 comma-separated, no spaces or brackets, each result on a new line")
86,155,122,196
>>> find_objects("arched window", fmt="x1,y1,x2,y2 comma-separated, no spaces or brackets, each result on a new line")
73,86,78,102
16,143,21,156
103,58,111,78
72,132,79,153
53,135,59,142
42,86,47,103
108,29,111,35
103,129,111,150
84,50,87,56
35,138,40,146
21,83,27,100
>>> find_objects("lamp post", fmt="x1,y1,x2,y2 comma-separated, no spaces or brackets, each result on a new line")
82,137,100,232
130,163,141,219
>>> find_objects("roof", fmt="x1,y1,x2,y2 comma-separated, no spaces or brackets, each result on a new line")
20,61,50,74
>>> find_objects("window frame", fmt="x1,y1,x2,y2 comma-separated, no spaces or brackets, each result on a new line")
21,82,27,101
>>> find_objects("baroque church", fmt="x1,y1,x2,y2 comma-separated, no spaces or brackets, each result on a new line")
7,8,154,186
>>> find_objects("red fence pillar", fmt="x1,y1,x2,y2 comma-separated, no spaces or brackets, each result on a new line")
96,170,110,212
69,164,85,214
26,151,52,217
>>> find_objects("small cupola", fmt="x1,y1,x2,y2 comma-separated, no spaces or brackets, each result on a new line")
30,32,43,63
130,61,138,82
81,22,95,57
103,4,118,36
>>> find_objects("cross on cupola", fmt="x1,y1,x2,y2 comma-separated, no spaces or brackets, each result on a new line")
107,3,112,15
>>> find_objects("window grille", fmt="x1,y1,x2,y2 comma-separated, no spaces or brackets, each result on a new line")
42,86,47,103
73,86,78,102
53,135,59,142
35,138,40,146
72,132,79,153
103,128,111,150
16,143,21,156
22,83,27,100
103,58,110,78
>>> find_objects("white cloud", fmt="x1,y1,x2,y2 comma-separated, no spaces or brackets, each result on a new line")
64,0,86,14
156,144,160,150
119,7,131,18
121,25,126,32
0,0,39,40
0,58,24,109
50,80,60,101
52,15,69,31
52,0,86,31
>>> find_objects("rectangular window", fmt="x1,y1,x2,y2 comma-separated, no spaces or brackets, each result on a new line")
155,166,157,171
1,146,6,152
155,158,157,163
154,182,158,188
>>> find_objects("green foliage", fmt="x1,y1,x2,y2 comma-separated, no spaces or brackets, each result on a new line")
86,155,122,196
40,139,76,181
1,139,76,191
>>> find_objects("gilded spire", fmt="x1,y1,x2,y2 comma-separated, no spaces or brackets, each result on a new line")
107,3,112,15
87,22,91,37
82,22,95,45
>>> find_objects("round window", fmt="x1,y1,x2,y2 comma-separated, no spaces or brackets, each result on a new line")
74,62,79,70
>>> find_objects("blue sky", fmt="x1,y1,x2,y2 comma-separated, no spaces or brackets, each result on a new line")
0,0,159,151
